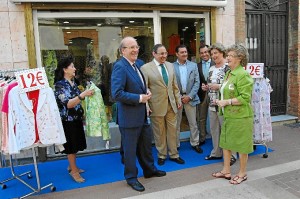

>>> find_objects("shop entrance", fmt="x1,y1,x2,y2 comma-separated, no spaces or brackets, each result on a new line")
245,0,289,115
34,10,210,156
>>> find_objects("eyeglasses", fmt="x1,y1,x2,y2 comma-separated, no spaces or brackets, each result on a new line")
226,54,237,58
156,52,168,56
123,45,140,50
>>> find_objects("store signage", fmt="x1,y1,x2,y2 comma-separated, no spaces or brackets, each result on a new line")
15,68,49,93
244,63,264,78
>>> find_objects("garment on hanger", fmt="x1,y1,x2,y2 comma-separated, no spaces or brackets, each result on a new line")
168,34,180,55
85,81,110,140
1,81,18,153
7,86,66,154
252,78,273,143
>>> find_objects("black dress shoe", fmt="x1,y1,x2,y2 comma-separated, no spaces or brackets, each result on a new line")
144,170,166,178
169,157,185,164
127,181,145,192
199,141,206,146
205,155,222,160
192,145,203,153
158,158,165,166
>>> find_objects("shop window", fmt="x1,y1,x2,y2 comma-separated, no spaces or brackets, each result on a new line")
38,17,154,121
162,18,206,63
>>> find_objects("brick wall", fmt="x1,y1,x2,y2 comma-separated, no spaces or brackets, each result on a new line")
287,0,300,118
235,0,246,44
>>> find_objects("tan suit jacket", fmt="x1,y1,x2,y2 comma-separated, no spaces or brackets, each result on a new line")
141,60,181,117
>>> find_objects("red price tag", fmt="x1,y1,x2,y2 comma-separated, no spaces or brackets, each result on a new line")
15,68,49,93
243,63,264,78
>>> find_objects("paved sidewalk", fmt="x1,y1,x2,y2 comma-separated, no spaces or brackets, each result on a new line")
31,124,300,199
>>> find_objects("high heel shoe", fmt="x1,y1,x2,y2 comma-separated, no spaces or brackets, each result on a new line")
70,172,85,183
67,166,85,173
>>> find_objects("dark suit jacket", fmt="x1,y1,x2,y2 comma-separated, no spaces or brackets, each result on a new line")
197,60,215,101
111,57,146,128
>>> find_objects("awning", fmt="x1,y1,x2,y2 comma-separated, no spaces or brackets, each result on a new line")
10,0,227,7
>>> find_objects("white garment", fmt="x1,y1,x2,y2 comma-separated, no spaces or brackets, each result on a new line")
251,78,273,142
8,87,66,154
207,65,227,111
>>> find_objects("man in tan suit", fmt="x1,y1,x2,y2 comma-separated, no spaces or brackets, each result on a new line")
141,44,185,166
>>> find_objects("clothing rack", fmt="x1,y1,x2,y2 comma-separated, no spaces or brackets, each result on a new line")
254,142,269,158
0,68,56,198
251,77,273,159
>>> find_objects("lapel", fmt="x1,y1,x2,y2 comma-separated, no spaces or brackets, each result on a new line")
164,62,172,87
123,58,145,92
150,61,167,87
37,88,47,112
186,61,193,78
19,91,33,112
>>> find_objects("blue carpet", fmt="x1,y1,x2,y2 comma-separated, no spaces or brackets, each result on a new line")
0,139,272,199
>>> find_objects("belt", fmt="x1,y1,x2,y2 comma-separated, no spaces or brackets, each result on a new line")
181,93,186,95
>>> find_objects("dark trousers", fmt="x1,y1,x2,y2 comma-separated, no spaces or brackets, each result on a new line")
119,124,156,183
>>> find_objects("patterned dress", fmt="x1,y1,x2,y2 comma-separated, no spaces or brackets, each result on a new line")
54,79,86,154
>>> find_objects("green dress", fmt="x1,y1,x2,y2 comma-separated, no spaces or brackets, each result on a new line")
219,65,254,154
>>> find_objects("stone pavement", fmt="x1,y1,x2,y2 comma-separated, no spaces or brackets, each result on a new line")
30,124,300,199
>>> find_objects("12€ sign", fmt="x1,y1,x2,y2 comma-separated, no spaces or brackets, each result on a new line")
15,68,49,93
244,63,264,78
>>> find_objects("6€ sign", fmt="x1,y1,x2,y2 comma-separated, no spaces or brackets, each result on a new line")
15,68,49,93
244,63,264,78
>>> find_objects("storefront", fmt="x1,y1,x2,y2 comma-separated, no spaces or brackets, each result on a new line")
7,0,228,158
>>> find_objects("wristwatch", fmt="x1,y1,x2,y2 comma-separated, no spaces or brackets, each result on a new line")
78,94,84,100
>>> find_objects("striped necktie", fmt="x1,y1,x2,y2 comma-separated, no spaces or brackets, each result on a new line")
160,64,168,85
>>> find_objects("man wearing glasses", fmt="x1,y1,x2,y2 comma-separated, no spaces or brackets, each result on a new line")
111,37,166,192
141,44,185,166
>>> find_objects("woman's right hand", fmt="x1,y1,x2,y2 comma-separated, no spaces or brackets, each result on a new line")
82,89,94,97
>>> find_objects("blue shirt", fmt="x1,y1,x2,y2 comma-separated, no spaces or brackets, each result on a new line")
177,60,188,93
202,59,211,80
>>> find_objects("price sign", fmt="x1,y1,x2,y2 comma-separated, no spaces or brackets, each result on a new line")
244,63,264,78
15,68,49,93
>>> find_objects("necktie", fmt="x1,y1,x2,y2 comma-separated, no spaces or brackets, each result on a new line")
133,63,144,87
160,64,168,85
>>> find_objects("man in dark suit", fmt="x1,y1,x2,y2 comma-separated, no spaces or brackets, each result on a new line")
111,37,166,192
197,45,215,145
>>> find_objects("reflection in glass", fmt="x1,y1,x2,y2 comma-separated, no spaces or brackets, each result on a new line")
38,17,154,121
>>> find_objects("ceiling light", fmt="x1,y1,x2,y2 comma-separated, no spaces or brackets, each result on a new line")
66,32,71,34
63,21,69,24
97,23,102,26
129,21,135,23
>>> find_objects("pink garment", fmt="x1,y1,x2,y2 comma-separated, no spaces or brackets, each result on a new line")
1,85,8,152
1,82,18,113
1,82,17,153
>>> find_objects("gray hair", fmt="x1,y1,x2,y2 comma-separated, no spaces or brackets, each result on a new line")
119,36,136,52
226,44,249,67
209,43,226,58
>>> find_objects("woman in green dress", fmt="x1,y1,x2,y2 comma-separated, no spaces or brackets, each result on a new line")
212,44,254,185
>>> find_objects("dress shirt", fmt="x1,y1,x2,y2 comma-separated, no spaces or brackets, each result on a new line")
132,63,145,87
202,59,211,80
153,59,169,77
177,60,188,93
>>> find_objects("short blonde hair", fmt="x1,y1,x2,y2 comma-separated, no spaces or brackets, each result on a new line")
226,44,249,67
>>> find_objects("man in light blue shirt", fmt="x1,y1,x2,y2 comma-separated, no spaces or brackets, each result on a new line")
173,45,203,154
